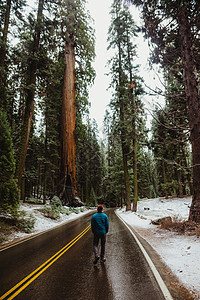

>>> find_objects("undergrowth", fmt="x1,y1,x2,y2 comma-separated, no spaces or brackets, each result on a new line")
160,216,200,237
38,196,84,220
0,210,36,244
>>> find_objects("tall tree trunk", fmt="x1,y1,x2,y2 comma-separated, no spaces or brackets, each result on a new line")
15,0,44,188
182,147,193,195
118,63,131,211
126,30,138,211
43,116,48,204
60,39,78,205
132,134,138,211
115,8,131,211
162,159,168,198
177,160,183,198
177,7,200,222
0,0,11,112
107,129,111,208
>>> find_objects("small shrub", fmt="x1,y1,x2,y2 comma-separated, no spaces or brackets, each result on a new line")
0,234,6,244
70,207,79,214
0,220,17,244
17,214,35,233
6,210,36,233
61,206,71,215
26,198,43,204
195,226,200,237
42,206,60,220
160,216,198,235
50,196,62,209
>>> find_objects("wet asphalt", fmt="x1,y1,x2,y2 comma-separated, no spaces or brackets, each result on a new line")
0,209,165,300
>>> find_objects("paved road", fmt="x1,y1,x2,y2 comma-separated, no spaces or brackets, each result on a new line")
0,209,166,300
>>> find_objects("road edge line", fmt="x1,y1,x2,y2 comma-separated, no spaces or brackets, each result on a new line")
115,210,173,300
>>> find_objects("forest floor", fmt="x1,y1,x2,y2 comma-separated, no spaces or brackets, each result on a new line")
0,196,199,299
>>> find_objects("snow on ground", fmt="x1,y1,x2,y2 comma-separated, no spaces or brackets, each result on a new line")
116,196,200,298
2,204,93,244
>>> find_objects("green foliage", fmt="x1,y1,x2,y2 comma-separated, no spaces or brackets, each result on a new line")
41,206,60,220
40,196,63,219
61,206,71,215
15,213,35,233
7,209,35,233
76,117,104,204
0,210,35,243
69,207,79,214
27,198,43,204
0,110,19,212
39,196,84,219
151,109,192,197
39,201,82,220
50,196,62,209
104,0,148,209
137,150,158,199
89,186,97,207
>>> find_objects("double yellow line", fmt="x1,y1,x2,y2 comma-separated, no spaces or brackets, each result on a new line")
0,224,91,300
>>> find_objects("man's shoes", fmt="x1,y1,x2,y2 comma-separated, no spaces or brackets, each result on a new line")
93,256,100,264
100,257,106,263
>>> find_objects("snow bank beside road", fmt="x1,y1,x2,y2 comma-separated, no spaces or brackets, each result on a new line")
2,204,93,245
116,197,200,298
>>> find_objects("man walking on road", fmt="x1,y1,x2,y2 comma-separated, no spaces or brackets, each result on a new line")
91,205,109,264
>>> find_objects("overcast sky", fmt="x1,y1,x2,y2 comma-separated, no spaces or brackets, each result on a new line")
86,0,165,138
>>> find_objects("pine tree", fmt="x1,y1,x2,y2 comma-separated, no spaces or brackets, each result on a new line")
0,109,19,212
107,0,145,210
15,0,45,189
127,0,200,221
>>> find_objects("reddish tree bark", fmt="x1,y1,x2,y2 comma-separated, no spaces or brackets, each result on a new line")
60,39,78,204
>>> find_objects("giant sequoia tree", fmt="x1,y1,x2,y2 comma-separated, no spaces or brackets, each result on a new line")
0,0,98,208
126,0,200,222
55,0,95,204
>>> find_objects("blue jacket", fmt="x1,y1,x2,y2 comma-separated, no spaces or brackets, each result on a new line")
91,212,109,235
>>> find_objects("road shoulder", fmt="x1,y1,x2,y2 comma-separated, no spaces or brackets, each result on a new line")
116,211,198,300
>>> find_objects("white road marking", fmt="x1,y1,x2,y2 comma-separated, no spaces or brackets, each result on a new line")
116,211,173,300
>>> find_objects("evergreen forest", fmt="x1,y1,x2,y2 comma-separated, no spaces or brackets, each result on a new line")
1,0,200,224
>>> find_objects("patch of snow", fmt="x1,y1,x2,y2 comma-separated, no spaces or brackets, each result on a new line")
116,196,200,298
2,204,93,244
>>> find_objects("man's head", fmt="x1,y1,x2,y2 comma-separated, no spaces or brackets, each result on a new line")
97,204,103,212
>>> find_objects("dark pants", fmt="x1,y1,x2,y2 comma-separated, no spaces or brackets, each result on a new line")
93,234,106,259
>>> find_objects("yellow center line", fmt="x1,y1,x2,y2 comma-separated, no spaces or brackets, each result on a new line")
0,224,91,300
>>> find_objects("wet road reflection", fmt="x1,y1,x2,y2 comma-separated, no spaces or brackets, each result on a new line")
0,209,165,299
